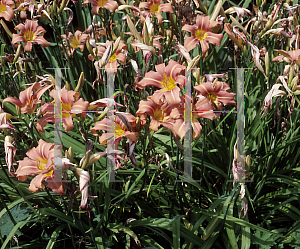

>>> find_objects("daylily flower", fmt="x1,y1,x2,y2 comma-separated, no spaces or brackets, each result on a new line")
273,49,300,67
88,40,127,75
12,19,50,52
76,168,90,209
136,99,175,133
0,0,14,22
194,81,236,120
136,59,185,106
61,30,89,56
37,87,89,132
90,113,138,148
182,15,223,55
5,136,16,176
2,82,52,114
15,139,67,195
82,0,118,14
169,97,202,139
139,0,173,25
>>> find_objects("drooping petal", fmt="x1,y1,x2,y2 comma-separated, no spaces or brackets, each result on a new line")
29,174,46,193
76,168,90,209
62,115,74,132
46,171,64,195
36,113,55,132
2,97,23,109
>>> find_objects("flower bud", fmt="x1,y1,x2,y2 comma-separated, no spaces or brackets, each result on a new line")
75,72,85,92
0,19,12,38
16,106,21,117
291,76,298,92
245,155,251,171
67,147,73,162
13,45,22,64
288,65,295,89
65,81,70,91
265,51,270,77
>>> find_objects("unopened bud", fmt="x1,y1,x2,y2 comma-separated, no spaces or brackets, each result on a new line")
65,81,70,90
265,51,270,77
135,117,141,132
245,155,251,171
16,106,21,117
288,65,295,89
87,151,106,167
80,150,92,170
67,147,73,162
13,44,22,63
75,72,85,92
86,40,96,59
291,76,298,92
0,19,12,38
58,0,68,14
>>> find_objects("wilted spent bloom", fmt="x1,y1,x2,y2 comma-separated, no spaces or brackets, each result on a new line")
0,0,14,22
0,107,15,130
182,15,223,56
12,19,50,52
260,84,285,117
76,168,90,209
5,136,16,176
2,82,52,114
15,139,69,195
14,0,35,19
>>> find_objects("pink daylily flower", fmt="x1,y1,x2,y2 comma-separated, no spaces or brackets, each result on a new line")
61,30,89,56
136,59,185,106
90,114,138,148
194,81,236,120
136,99,175,133
2,82,52,114
82,0,118,14
0,0,14,22
139,0,173,25
182,15,223,55
273,49,300,67
15,139,66,195
170,97,202,139
37,86,89,132
88,40,127,75
12,19,50,52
